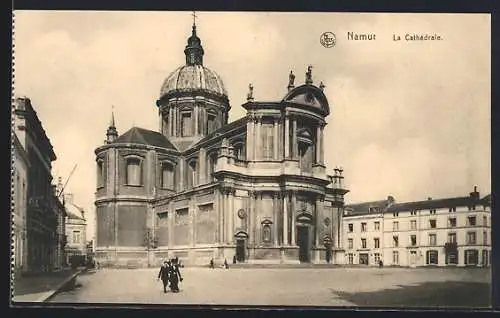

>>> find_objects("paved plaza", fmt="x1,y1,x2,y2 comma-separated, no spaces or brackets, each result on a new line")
49,267,491,308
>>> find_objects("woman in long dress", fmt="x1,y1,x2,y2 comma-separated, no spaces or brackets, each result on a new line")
168,258,183,293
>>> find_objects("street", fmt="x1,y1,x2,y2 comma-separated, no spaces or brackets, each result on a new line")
50,267,491,308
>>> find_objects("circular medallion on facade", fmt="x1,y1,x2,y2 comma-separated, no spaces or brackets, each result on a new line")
237,209,246,219
324,217,331,226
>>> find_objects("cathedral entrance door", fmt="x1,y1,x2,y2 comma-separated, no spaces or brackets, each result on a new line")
236,239,246,262
297,226,310,263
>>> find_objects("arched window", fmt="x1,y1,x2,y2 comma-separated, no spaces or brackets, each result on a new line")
181,110,193,137
160,162,174,189
96,159,104,188
126,157,142,186
186,159,197,189
207,152,217,183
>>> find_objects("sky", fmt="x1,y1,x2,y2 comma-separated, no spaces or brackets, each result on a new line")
13,11,491,241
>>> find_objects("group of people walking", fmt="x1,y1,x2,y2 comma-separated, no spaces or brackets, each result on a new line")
157,257,183,293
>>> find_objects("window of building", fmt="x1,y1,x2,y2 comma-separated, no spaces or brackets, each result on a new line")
393,236,399,247
348,238,353,249
348,253,353,265
199,203,213,214
361,222,367,232
449,207,456,212
160,162,174,189
393,221,399,231
233,142,246,161
374,221,380,231
426,250,438,265
374,238,380,249
393,212,399,217
430,209,437,215
410,235,417,246
374,253,381,264
468,216,476,226
483,231,487,245
186,160,197,189
429,219,437,229
410,220,417,230
464,249,478,265
446,252,458,265
483,216,487,227
262,224,272,243
448,232,457,243
207,153,217,183
181,111,193,136
410,210,417,216
348,223,353,233
429,233,437,246
392,251,399,265
176,208,189,218
97,159,104,187
467,231,476,245
448,217,457,228
125,157,142,186
261,121,274,160
207,112,217,134
72,231,81,244
361,238,367,249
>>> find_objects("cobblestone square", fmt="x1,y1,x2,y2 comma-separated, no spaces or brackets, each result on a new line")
49,267,491,308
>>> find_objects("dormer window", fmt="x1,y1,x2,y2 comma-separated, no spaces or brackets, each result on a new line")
207,112,217,134
125,157,142,186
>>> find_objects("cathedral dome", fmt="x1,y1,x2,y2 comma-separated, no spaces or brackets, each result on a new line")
158,23,227,100
159,65,227,99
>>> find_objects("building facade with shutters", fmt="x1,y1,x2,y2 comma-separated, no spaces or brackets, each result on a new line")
94,22,348,267
63,193,88,265
13,97,66,273
344,187,491,267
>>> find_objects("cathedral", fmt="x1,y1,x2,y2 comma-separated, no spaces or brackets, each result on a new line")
94,21,349,267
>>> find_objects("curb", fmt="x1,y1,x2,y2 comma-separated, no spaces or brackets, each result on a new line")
39,269,83,302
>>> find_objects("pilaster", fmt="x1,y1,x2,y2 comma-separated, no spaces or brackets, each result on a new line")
283,192,289,246
273,119,278,160
291,192,297,246
284,116,290,158
293,118,298,159
273,193,279,245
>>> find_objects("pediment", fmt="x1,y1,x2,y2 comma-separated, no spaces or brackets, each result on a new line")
282,84,330,116
296,212,314,224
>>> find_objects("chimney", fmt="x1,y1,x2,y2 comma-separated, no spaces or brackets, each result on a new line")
470,186,480,201
64,193,74,205
427,197,432,201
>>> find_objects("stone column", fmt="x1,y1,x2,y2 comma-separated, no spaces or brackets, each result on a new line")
228,189,234,245
293,119,298,159
273,118,278,160
246,116,254,161
291,193,297,246
320,125,325,164
194,105,199,136
191,197,197,247
283,192,289,246
255,116,261,161
169,107,173,136
273,193,279,245
220,188,226,244
248,191,255,246
199,148,206,185
316,125,321,164
284,117,290,158
315,196,324,247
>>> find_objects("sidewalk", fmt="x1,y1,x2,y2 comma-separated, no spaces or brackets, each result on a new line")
12,268,83,303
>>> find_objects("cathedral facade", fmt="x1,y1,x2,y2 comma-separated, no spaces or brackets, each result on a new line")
94,23,349,267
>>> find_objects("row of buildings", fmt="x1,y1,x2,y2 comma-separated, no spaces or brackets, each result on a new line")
343,188,491,267
12,97,89,276
93,21,491,268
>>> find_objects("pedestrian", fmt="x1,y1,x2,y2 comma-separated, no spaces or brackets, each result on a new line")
224,258,229,269
157,260,170,293
168,258,183,293
233,255,237,264
379,260,384,268
209,258,214,269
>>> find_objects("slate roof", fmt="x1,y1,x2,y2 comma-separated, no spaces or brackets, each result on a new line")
113,127,178,151
193,116,248,147
345,199,392,216
385,195,490,213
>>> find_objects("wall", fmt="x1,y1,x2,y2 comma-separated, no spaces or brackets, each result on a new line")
117,204,147,246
